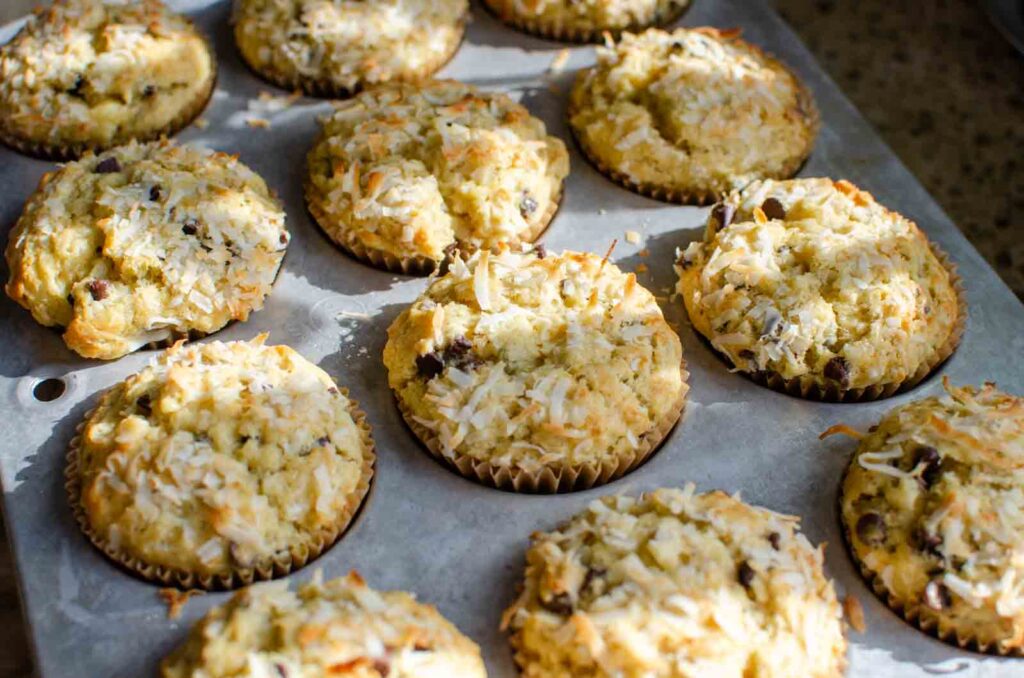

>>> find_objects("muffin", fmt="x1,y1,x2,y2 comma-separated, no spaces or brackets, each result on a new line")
568,27,818,204
306,80,569,274
233,0,468,97
676,178,964,401
483,0,691,43
0,0,215,160
837,379,1024,655
5,140,289,360
383,246,688,492
65,337,375,589
503,486,847,676
161,571,487,677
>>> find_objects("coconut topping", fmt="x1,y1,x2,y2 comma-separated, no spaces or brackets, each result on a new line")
384,247,685,471
306,80,569,263
5,140,288,360
676,178,959,390
161,571,486,677
569,27,817,200
504,485,846,677
0,0,214,151
73,337,372,579
840,380,1024,650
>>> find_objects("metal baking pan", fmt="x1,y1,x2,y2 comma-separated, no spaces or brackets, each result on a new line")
1,1,1022,676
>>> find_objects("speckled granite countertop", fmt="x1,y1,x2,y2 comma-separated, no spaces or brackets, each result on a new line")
0,1,1020,676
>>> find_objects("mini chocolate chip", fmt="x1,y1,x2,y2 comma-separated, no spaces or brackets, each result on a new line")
823,356,849,386
533,243,547,259
142,84,156,97
709,203,735,233
737,561,755,588
68,75,85,97
149,184,162,201
66,293,75,306
136,394,152,416
372,658,391,676
915,526,943,557
923,579,952,611
767,532,781,550
279,232,288,244
316,436,330,447
273,664,288,678
761,197,786,220
448,336,472,356
328,386,339,395
182,219,199,236
855,512,887,545
540,592,573,616
416,352,445,379
87,279,110,301
914,445,942,487
519,192,538,218
94,157,121,174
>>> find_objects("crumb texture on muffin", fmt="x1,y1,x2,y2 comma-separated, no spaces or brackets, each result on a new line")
70,337,373,580
484,0,690,37
840,380,1024,652
383,247,685,474
503,485,846,677
676,178,959,391
306,80,569,265
161,571,487,677
5,140,288,360
0,0,214,155
233,0,468,95
569,28,817,201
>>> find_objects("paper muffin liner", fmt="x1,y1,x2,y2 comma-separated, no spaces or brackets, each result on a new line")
304,174,563,276
64,387,376,591
397,365,689,493
837,461,1021,656
482,0,692,44
566,42,819,205
0,35,217,161
234,22,465,98
689,245,966,403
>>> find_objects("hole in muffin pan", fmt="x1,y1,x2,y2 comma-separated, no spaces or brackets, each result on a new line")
31,377,66,402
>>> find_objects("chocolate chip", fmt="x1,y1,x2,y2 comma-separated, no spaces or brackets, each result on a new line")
328,386,339,395
149,184,162,201
66,293,74,306
855,512,887,545
737,561,755,588
94,157,121,174
914,526,943,557
709,203,735,233
923,579,952,611
823,356,849,386
136,394,152,416
67,75,85,97
316,436,330,447
415,352,445,379
519,192,538,218
533,243,547,259
761,197,786,220
768,532,781,550
540,592,573,616
279,232,288,245
182,219,199,236
914,445,942,488
372,658,391,676
87,279,110,301
142,84,156,97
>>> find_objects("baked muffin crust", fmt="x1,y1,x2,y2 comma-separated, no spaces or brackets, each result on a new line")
383,247,686,486
569,27,817,203
306,80,569,271
69,338,374,584
161,571,486,677
233,0,468,96
839,380,1024,654
483,0,691,42
0,0,215,158
676,178,960,394
5,140,289,360
504,486,846,677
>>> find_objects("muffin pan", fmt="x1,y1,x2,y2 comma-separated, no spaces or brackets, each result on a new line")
0,1,1021,676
